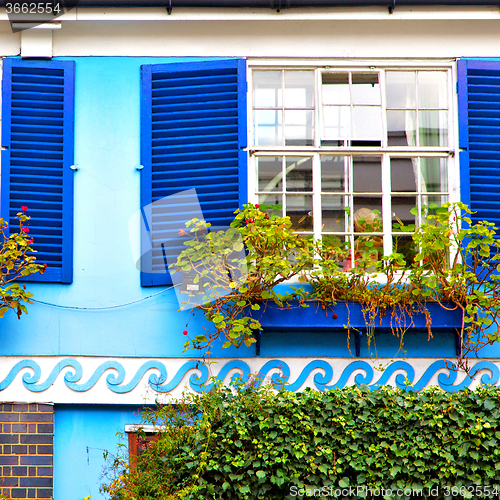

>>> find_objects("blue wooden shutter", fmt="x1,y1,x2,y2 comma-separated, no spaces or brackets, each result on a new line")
458,59,500,228
1,59,75,283
140,58,247,286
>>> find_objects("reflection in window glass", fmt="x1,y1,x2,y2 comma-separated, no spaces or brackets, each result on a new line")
392,195,417,229
387,110,416,147
386,71,416,109
321,156,347,192
353,157,382,193
353,198,383,232
418,110,448,147
258,193,283,214
284,71,315,108
322,196,347,232
254,110,282,145
391,158,417,193
284,110,314,146
322,73,350,105
352,73,381,105
417,71,448,109
258,157,282,192
286,157,313,192
352,106,383,141
253,71,282,108
323,106,350,140
421,157,447,193
286,195,313,232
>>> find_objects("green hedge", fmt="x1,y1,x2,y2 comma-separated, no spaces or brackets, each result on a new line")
102,384,500,499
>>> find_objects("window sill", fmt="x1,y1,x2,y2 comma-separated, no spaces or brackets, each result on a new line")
249,300,463,356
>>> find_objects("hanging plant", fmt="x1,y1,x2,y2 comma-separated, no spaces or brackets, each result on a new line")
173,202,500,366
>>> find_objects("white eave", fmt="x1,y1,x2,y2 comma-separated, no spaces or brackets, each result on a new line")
1,5,500,21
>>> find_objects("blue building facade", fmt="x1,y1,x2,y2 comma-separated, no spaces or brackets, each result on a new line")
0,7,500,498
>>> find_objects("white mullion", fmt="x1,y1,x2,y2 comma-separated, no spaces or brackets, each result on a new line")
380,70,388,149
312,153,322,240
348,155,354,260
281,156,287,218
314,68,321,149
381,153,392,258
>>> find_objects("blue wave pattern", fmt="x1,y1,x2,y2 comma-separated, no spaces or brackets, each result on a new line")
0,359,498,394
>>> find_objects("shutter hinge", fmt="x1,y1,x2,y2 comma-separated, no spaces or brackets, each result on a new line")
70,164,79,171
456,81,459,94
136,165,144,171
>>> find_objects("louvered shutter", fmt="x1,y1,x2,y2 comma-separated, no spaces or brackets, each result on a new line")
140,58,247,286
458,59,500,228
1,59,74,283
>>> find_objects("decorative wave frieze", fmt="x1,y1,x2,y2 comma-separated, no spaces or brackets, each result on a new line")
0,357,498,404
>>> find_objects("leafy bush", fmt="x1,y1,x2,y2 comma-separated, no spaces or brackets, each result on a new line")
174,202,500,362
102,382,500,500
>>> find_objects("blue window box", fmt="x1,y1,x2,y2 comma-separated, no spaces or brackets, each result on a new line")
249,300,463,356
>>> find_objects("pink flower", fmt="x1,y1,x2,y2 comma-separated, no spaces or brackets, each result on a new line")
183,330,188,335
21,227,29,233
21,206,28,211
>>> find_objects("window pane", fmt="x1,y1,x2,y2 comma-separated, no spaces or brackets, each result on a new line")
392,195,417,229
352,106,382,141
258,157,282,192
387,109,416,147
393,234,416,266
284,110,314,146
322,196,348,232
253,71,282,108
353,199,383,232
286,157,313,192
417,71,448,109
321,156,347,192
419,110,448,147
422,194,448,212
254,110,282,145
353,156,382,193
391,157,417,193
286,195,313,231
323,106,350,140
386,71,416,109
352,73,381,105
322,73,350,105
284,71,314,108
258,193,283,215
420,157,448,193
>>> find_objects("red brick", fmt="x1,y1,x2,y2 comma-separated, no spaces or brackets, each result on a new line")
28,424,36,433
11,488,27,498
36,488,52,498
0,413,20,422
3,423,11,432
0,455,17,465
12,445,28,455
1,477,19,487
36,405,53,413
20,414,52,424
20,457,52,466
36,467,52,477
12,404,28,412
28,467,36,477
36,424,53,434
28,445,36,454
0,435,19,444
20,435,52,445
28,489,36,499
12,424,27,433
11,466,28,476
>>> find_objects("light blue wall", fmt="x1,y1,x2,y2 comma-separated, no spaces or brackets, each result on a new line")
0,56,498,360
0,56,254,359
54,404,144,500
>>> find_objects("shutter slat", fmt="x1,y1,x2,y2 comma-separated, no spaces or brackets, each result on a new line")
141,59,247,286
1,59,74,283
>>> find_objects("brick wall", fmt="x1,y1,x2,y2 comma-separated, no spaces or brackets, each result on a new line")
0,403,53,500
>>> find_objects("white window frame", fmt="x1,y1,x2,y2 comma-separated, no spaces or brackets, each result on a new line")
247,59,459,261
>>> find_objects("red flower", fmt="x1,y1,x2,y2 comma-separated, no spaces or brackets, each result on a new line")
178,229,187,236
21,227,29,233
332,313,338,319
21,206,28,211
255,204,260,209
27,238,34,244
183,330,188,335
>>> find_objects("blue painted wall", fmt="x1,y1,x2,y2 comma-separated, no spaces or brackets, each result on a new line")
0,56,498,360
54,404,145,500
